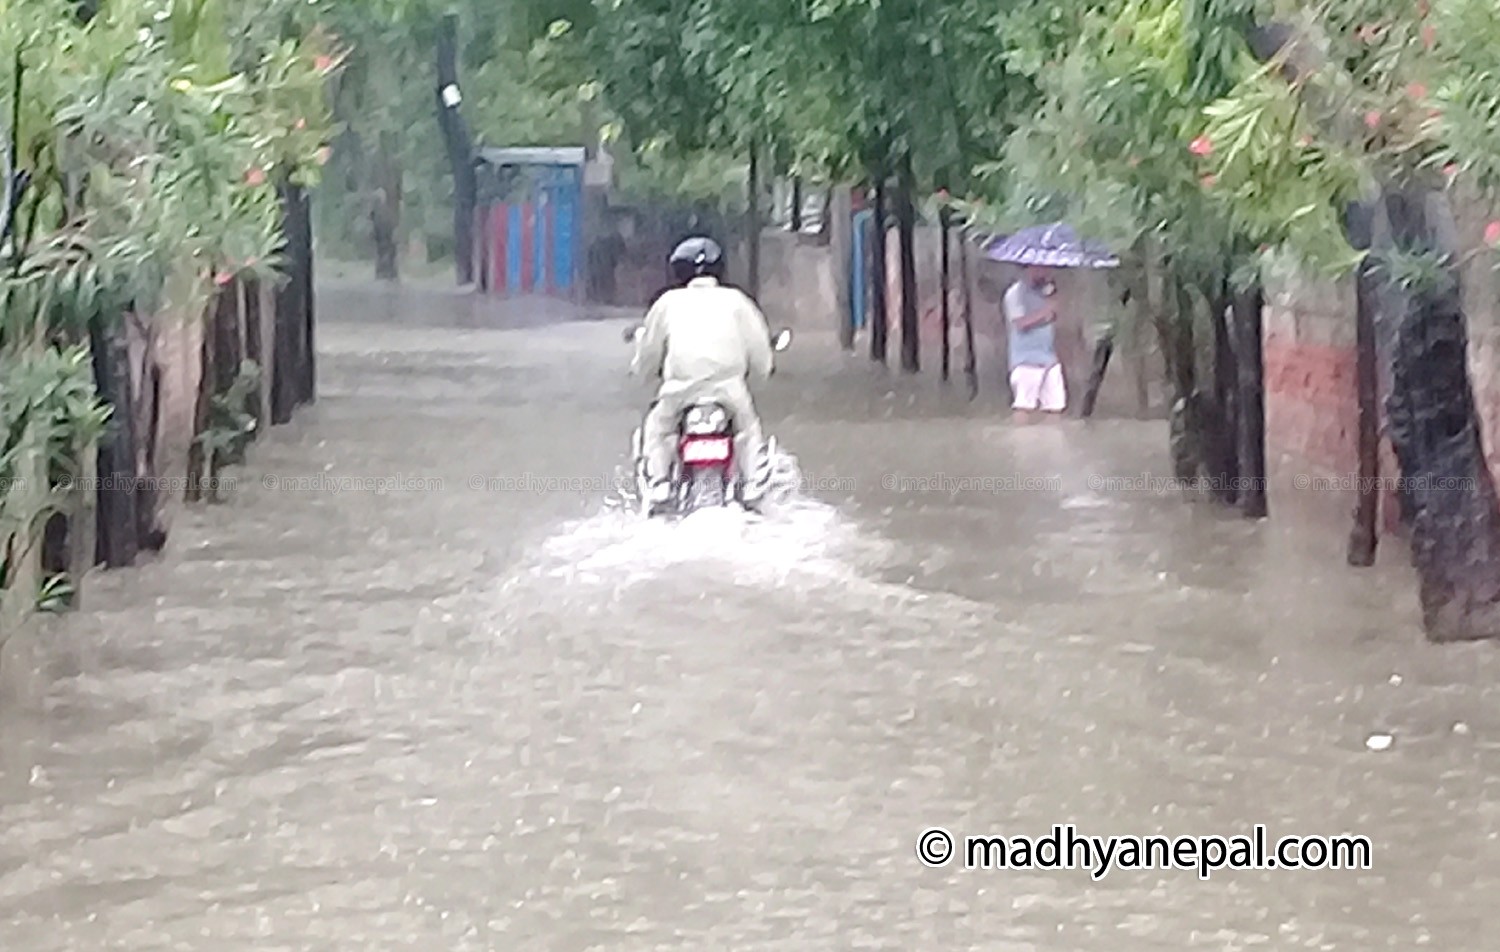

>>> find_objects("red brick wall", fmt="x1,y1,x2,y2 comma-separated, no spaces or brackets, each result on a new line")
1266,191,1500,528
1262,275,1407,528
1264,334,1358,475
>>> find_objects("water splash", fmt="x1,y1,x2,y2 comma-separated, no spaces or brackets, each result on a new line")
526,446,886,589
604,438,806,517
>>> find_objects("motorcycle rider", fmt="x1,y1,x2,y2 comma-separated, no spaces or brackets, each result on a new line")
631,236,775,511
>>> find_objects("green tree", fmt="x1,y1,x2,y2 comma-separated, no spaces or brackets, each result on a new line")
2,0,337,621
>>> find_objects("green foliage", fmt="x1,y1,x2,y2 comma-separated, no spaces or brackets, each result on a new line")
195,359,261,490
993,0,1249,283
615,144,747,209
1426,0,1500,191
35,574,74,614
0,344,110,593
1200,70,1364,271
468,40,585,148
201,0,1500,287
1,0,337,610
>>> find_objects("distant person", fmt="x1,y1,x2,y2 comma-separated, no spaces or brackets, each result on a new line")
1003,266,1067,422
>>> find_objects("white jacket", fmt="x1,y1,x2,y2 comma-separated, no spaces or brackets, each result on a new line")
631,277,775,398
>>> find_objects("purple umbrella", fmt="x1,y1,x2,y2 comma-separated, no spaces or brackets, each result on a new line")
983,222,1120,269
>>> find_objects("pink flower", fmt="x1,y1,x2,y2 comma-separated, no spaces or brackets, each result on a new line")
1422,24,1437,49
1444,163,1460,179
294,117,307,130
1364,110,1382,130
1200,173,1218,188
314,54,334,73
1297,135,1314,147
1189,135,1214,157
214,271,234,287
1407,83,1428,101
245,166,267,187
1485,221,1500,245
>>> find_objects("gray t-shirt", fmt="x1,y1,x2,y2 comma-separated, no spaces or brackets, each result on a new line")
1003,280,1058,370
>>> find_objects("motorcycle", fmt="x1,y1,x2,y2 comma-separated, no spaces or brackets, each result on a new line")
623,323,793,517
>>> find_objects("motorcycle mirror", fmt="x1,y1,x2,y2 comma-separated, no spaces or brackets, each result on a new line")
623,324,643,344
772,328,793,352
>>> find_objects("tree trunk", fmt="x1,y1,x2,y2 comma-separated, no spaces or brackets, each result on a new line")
66,436,97,606
790,175,803,232
210,285,245,469
372,131,401,282
212,281,241,394
88,314,140,568
939,206,951,382
1164,272,1200,482
959,223,978,398
1386,281,1500,639
1232,281,1268,519
1379,190,1500,641
436,11,476,286
746,141,762,298
274,180,315,416
895,152,920,374
273,206,303,424
832,186,855,352
258,282,275,427
185,298,215,504
270,281,298,425
870,175,888,365
288,186,316,405
1209,278,1240,503
1081,330,1114,419
1126,248,1153,419
243,277,267,432
127,313,166,550
1346,202,1381,565
42,512,69,578
1163,269,1197,402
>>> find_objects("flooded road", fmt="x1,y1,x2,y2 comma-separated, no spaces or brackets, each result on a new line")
3,280,1500,950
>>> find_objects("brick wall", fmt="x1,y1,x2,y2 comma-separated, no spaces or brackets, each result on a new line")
1263,198,1500,527
1262,267,1411,527
1263,272,1359,476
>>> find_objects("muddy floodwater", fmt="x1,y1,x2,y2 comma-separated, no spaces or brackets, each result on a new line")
3,279,1500,950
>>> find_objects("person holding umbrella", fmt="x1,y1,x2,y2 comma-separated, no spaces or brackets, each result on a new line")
1003,266,1067,422
984,223,1120,422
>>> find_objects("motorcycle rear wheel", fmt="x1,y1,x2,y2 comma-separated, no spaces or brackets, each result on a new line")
682,468,728,513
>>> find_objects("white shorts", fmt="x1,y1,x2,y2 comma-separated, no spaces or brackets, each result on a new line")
1010,363,1066,412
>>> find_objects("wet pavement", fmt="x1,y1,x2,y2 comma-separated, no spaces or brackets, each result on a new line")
3,281,1500,950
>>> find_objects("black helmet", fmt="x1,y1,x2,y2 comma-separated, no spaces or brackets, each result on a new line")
668,236,725,285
